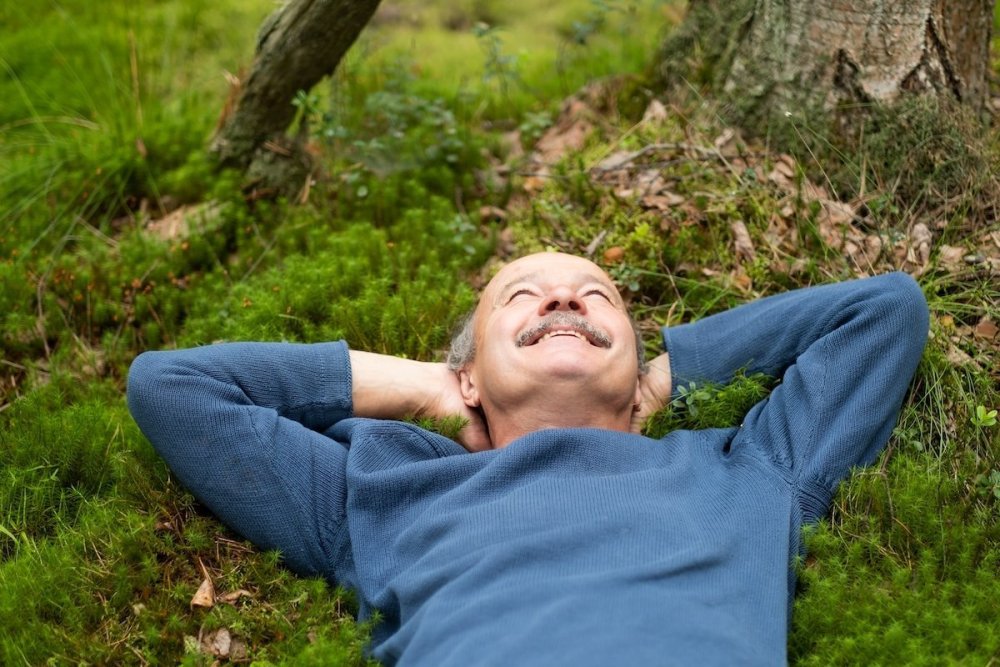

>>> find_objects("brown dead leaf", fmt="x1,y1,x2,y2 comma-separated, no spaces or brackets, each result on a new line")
595,150,634,172
635,169,666,197
909,223,933,270
713,128,740,157
862,234,883,266
603,246,625,263
191,577,215,609
147,206,191,241
523,165,550,194
641,192,686,211
730,220,756,261
191,558,215,610
945,343,976,367
533,102,593,165
200,627,246,660
218,589,254,604
642,99,668,124
730,268,753,293
820,200,856,227
938,245,965,271
800,180,829,203
147,202,220,241
974,317,999,341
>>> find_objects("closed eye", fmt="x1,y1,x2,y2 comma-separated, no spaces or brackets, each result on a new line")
507,288,536,303
583,289,612,302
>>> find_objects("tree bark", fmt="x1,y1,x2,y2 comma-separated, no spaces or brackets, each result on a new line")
660,0,994,131
212,0,382,195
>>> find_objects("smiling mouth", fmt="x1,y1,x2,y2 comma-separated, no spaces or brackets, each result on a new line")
516,314,612,348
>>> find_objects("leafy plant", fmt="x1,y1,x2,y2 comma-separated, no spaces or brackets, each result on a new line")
970,404,997,428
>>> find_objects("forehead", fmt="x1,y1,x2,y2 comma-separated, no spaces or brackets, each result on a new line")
482,253,618,304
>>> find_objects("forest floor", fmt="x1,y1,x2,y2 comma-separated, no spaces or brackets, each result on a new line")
1,0,998,664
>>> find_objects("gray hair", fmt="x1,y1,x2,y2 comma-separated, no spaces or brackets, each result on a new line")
446,311,649,374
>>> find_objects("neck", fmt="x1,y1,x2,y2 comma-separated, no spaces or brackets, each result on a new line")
485,400,632,448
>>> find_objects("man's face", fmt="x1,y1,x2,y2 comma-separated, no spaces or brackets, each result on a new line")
459,252,641,415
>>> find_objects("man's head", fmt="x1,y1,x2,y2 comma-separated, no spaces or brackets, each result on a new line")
448,252,646,445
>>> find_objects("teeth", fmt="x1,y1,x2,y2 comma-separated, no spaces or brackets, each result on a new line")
539,331,586,343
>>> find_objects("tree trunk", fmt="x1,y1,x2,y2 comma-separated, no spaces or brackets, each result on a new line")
660,0,994,131
212,0,382,197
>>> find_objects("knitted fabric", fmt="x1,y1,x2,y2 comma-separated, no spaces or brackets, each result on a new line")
127,272,928,666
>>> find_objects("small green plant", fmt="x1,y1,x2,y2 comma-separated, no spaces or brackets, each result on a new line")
970,405,997,428
473,22,524,102
973,470,1000,501
671,381,714,418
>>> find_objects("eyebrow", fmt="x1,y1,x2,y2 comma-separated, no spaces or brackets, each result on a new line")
494,271,622,306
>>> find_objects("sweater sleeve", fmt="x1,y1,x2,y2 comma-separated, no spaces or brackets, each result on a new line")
662,273,928,520
126,341,354,579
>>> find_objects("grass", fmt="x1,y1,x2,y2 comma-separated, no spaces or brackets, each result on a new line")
2,0,999,663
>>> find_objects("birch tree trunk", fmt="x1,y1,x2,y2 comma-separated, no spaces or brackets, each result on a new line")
211,0,382,197
661,0,994,130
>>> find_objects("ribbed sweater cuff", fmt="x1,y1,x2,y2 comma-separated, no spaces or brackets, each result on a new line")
661,324,706,401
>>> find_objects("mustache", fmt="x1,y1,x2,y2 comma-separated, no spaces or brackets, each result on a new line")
515,312,612,348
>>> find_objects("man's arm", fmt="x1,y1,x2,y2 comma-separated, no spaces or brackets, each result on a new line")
127,342,488,578
658,273,928,515
349,351,490,450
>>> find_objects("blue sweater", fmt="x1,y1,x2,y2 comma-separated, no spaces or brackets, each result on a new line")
127,273,928,666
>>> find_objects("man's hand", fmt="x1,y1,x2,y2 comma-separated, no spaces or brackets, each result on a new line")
630,353,672,435
419,365,492,452
350,351,492,452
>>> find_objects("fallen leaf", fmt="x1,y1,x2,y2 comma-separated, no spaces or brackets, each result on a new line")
938,245,965,271
191,558,215,610
730,268,753,292
641,192,686,210
713,128,736,150
191,577,215,609
730,220,756,261
533,106,593,165
974,318,999,341
603,246,625,263
800,180,828,203
218,589,254,604
909,223,932,270
642,99,668,124
147,202,220,241
595,150,634,172
775,154,796,175
201,627,231,658
633,169,664,197
945,343,977,367
819,200,855,227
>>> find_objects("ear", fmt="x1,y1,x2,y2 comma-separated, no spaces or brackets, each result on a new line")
633,379,642,410
459,368,481,408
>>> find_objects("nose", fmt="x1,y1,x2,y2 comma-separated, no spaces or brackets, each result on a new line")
539,285,587,315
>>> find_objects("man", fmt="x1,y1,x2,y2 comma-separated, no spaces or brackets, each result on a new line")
128,252,928,665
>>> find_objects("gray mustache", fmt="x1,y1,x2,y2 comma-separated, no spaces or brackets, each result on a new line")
515,312,612,348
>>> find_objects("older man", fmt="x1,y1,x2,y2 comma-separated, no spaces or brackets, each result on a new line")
127,252,928,666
